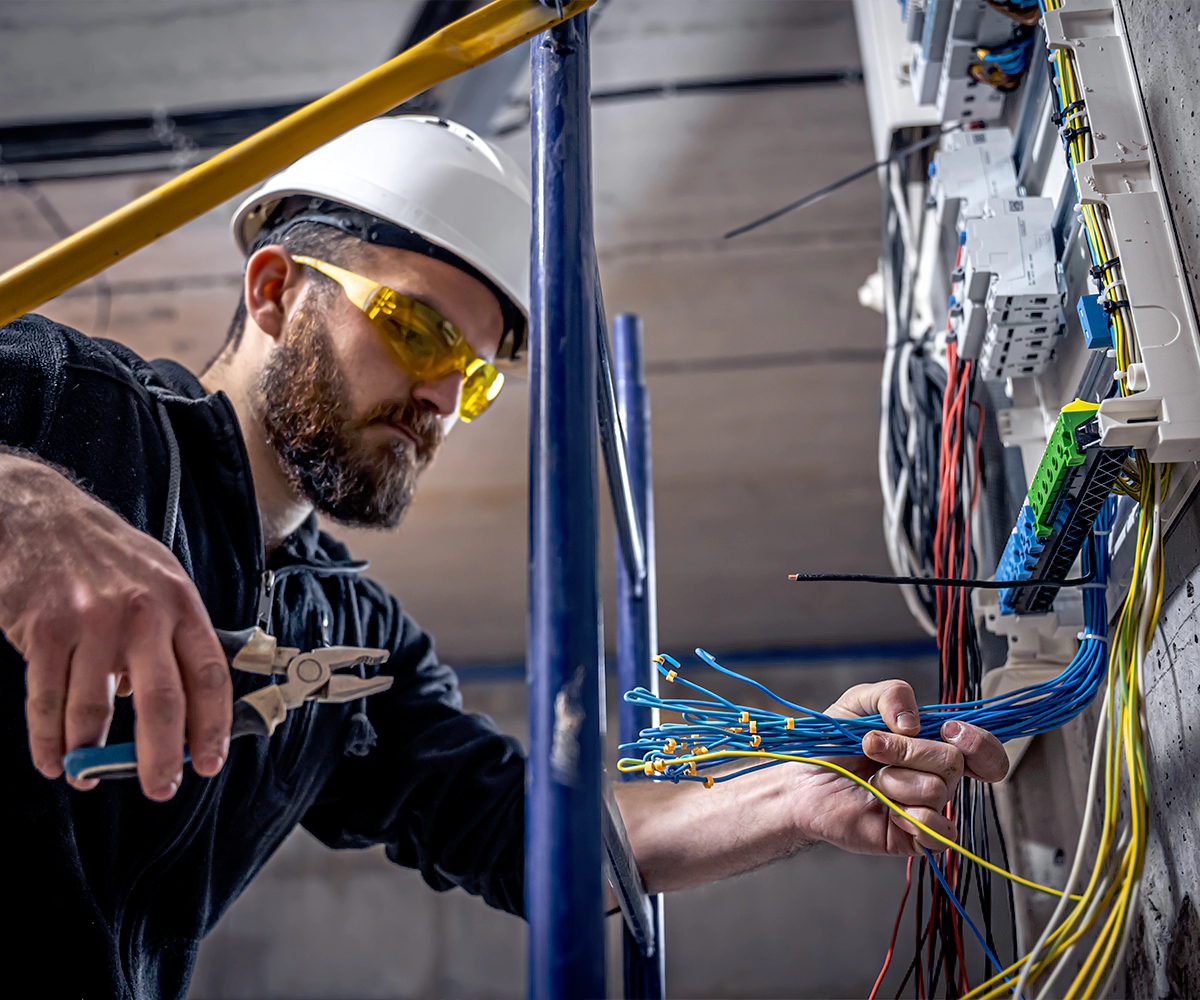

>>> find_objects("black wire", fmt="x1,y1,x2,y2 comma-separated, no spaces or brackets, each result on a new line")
787,570,1095,588
988,784,1019,968
723,126,961,239
896,860,930,999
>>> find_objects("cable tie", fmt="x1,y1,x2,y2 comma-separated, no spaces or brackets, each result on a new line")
1078,632,1108,642
1101,298,1131,314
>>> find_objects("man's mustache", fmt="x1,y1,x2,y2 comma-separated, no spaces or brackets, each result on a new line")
357,399,443,461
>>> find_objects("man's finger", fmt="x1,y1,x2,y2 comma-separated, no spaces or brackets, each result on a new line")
23,629,73,779
828,680,920,736
862,731,964,787
62,626,122,791
126,605,186,801
871,765,951,813
942,720,1010,782
174,611,232,778
889,805,958,853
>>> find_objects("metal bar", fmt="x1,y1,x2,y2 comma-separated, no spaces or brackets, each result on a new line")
0,0,596,328
596,277,648,596
526,11,605,999
613,312,666,998
601,771,655,956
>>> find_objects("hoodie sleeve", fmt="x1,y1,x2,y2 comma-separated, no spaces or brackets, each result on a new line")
0,315,69,451
299,577,526,917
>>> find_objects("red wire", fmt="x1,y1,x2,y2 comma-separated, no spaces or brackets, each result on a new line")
869,857,914,1000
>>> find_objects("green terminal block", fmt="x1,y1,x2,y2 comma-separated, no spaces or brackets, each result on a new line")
1027,400,1100,537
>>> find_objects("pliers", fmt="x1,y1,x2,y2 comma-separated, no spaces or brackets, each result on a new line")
62,626,392,782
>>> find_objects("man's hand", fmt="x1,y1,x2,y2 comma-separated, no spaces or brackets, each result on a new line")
616,676,1010,894
0,453,232,799
792,679,1010,856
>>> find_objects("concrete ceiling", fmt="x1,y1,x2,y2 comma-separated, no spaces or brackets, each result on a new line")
0,0,925,666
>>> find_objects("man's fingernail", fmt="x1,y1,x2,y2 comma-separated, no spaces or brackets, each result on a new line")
943,720,964,741
897,712,919,733
863,730,888,753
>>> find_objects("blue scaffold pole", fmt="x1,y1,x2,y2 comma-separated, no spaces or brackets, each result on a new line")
526,9,606,1000
613,313,666,999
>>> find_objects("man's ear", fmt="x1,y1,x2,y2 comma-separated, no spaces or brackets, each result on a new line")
245,246,303,340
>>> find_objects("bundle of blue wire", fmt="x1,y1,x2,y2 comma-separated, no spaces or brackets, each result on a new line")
978,32,1036,76
620,501,1114,784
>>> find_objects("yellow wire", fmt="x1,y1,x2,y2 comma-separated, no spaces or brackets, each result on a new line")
617,750,1083,900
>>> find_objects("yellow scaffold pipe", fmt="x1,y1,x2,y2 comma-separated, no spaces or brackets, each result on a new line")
0,0,595,328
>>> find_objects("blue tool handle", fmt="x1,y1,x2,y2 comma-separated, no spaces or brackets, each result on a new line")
58,628,261,782
61,700,269,781
63,744,192,782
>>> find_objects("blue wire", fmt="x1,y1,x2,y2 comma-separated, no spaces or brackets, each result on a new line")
922,847,1020,997
620,502,1116,783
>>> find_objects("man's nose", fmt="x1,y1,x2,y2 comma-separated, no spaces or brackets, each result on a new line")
412,370,463,417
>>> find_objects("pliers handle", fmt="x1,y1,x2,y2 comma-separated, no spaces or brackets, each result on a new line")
62,627,390,782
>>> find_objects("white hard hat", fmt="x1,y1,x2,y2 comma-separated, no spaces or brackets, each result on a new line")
232,115,531,352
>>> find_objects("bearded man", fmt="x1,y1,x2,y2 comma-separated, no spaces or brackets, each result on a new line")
0,117,1008,999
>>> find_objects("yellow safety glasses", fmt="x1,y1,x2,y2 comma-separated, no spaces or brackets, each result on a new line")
291,255,504,422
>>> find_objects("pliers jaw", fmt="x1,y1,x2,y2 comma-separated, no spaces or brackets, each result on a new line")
236,638,393,736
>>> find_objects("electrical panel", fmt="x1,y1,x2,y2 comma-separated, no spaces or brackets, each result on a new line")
1042,2,1200,462
871,0,1200,630
858,2,1196,987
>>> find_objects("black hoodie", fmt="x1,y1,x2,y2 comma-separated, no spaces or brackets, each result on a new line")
0,315,525,999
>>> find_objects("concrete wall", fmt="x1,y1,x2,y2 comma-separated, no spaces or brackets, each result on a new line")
189,656,946,999
1125,496,1200,997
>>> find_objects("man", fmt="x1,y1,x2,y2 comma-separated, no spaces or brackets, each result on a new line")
0,116,1008,998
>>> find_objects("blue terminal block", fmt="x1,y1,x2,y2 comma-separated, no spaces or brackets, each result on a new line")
1077,293,1113,350
997,504,1049,614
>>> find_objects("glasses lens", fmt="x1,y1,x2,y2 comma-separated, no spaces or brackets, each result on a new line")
378,313,455,379
459,364,504,422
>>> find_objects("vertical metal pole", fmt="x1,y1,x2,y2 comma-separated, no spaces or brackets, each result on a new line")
526,11,605,1000
613,313,666,999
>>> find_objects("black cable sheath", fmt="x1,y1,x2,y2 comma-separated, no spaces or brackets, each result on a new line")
724,126,960,239
787,570,1095,588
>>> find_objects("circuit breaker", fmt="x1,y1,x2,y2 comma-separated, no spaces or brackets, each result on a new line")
928,127,1018,235
960,196,1064,379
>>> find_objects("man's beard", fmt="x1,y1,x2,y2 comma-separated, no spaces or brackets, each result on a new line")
259,300,444,528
